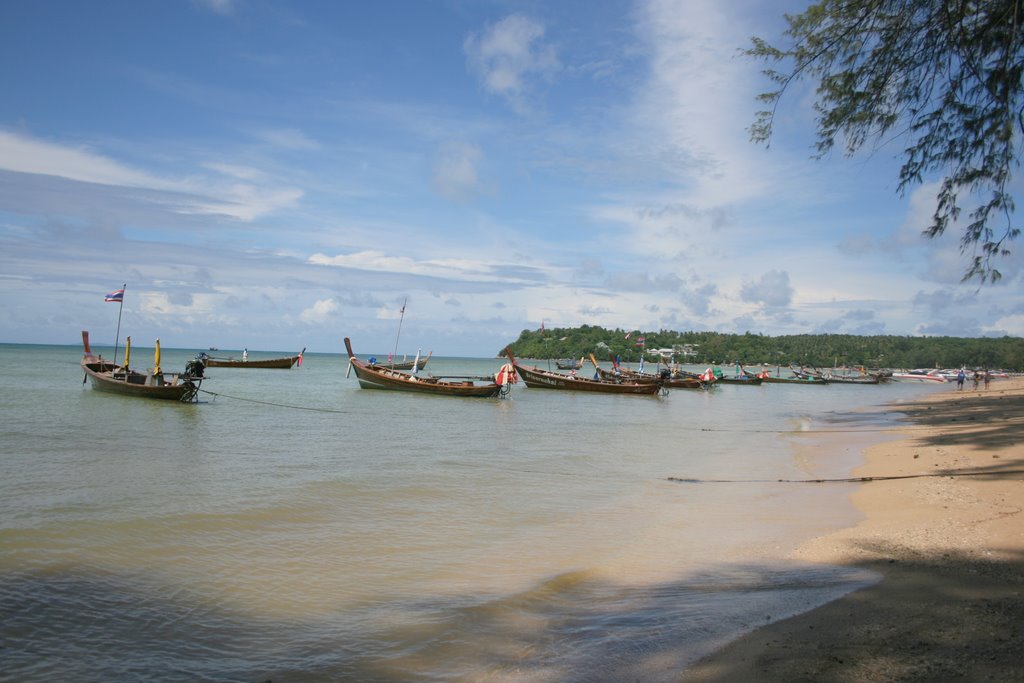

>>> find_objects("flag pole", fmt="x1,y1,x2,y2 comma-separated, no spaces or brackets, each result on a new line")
391,297,407,363
113,283,126,367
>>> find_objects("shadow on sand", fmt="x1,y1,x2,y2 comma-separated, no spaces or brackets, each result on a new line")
680,545,1024,681
681,383,1024,681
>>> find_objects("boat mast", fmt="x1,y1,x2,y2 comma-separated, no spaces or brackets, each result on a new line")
391,298,407,364
113,283,126,367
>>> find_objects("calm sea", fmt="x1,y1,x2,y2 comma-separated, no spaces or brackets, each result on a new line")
0,342,948,682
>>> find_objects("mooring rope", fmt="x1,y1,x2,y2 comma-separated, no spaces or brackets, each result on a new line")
667,469,1024,485
695,426,907,434
197,389,351,413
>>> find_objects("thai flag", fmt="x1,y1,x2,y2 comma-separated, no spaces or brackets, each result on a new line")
105,288,124,303
634,337,645,346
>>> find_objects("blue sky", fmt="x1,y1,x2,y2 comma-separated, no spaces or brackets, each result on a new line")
1,0,1021,357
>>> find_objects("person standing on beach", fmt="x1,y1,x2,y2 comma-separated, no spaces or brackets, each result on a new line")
973,370,981,390
984,370,991,389
956,368,965,390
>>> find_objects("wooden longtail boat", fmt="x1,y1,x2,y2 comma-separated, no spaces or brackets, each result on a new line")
790,365,881,384
820,374,880,385
80,330,206,402
589,354,707,389
759,374,828,385
381,350,431,371
740,366,828,385
714,375,763,385
345,338,513,398
203,348,304,369
508,349,662,395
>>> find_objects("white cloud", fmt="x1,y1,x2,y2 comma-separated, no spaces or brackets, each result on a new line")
0,129,175,190
0,129,303,222
186,184,304,221
253,128,322,151
740,270,793,308
464,14,560,114
194,0,235,15
300,298,339,323
204,162,269,182
630,0,771,203
308,250,538,284
433,141,484,202
988,313,1024,336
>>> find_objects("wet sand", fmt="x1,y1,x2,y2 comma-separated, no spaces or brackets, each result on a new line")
681,377,1024,682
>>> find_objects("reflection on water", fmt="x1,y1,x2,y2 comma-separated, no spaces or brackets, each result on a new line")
0,344,944,681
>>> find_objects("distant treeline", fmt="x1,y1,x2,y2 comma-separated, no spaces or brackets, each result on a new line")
502,325,1024,370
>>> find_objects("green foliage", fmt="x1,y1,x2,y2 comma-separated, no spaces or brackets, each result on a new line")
747,0,1022,283
501,326,1024,370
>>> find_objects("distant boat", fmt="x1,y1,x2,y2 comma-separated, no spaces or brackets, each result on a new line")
203,348,304,369
80,330,207,402
345,337,513,398
382,351,431,371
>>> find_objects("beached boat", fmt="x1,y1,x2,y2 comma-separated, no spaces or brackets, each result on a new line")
891,369,948,383
345,338,513,397
203,348,305,369
80,330,207,402
508,349,662,395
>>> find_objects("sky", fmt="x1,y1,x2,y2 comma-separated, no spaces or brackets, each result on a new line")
1,0,1021,357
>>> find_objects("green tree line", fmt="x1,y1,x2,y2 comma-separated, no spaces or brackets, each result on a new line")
501,326,1024,371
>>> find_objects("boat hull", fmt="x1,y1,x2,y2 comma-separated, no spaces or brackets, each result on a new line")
759,376,828,385
205,356,299,369
715,376,763,385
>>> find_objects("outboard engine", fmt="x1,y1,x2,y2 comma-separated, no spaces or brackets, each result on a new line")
185,357,206,378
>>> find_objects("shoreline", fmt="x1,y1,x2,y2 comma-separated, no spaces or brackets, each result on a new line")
681,377,1024,681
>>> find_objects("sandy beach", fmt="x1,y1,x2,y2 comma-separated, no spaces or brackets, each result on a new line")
682,377,1024,682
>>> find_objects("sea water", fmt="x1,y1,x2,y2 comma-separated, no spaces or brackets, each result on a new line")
0,343,948,682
